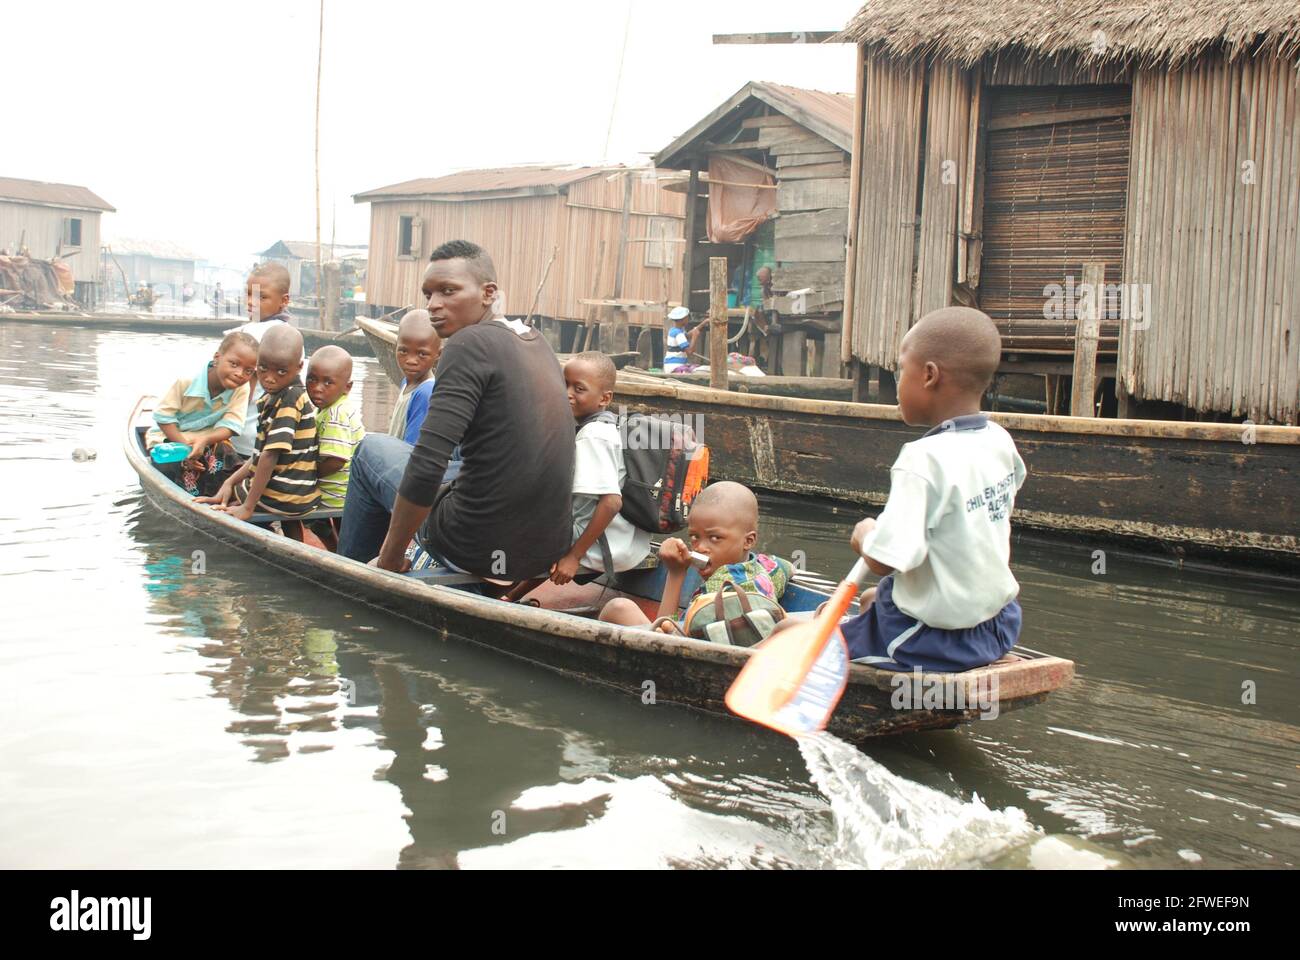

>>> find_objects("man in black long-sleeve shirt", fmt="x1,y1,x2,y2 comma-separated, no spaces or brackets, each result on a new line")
337,241,574,580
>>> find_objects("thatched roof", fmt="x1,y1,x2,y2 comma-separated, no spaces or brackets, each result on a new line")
837,0,1300,66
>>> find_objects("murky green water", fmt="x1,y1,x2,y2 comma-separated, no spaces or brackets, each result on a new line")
1,323,1296,868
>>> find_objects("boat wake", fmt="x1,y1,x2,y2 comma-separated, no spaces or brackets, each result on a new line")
797,731,1040,869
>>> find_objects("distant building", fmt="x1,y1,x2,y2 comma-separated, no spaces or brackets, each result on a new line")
257,240,368,298
354,164,685,351
654,82,854,376
102,237,199,304
0,175,115,307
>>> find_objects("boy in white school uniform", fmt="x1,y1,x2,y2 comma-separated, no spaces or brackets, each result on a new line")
549,351,651,584
837,306,1025,672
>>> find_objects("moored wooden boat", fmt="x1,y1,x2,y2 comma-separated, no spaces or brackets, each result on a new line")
0,310,373,357
357,312,1300,570
2,310,236,333
125,395,1073,741
356,313,640,388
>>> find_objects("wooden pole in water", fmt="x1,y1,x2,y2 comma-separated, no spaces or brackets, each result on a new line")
609,172,634,353
314,0,324,314
1071,260,1104,417
709,257,728,390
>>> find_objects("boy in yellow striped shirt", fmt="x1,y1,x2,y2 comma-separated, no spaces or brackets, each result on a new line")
306,345,365,550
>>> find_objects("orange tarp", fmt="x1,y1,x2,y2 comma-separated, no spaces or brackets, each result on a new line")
706,155,775,244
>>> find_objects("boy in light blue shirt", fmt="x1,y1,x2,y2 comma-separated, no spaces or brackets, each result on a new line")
230,261,297,458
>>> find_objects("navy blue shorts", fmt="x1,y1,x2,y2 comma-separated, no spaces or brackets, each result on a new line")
839,575,1021,672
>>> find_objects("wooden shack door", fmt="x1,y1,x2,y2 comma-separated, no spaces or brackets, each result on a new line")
979,85,1132,327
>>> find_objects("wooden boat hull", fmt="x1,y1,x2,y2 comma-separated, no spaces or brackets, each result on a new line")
358,313,1300,568
125,395,1073,742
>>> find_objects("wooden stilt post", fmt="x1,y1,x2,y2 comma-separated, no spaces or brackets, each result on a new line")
681,160,700,310
577,240,606,353
850,359,871,403
609,173,634,353
1071,260,1104,418
877,366,897,404
709,257,728,391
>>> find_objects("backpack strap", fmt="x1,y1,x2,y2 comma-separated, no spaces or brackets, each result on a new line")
576,410,619,432
712,579,753,620
597,532,615,582
649,616,686,636
712,580,756,646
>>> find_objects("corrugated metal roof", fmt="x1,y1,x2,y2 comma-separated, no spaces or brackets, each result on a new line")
259,240,368,261
104,236,200,261
353,165,618,202
0,176,115,212
654,81,855,169
757,82,855,145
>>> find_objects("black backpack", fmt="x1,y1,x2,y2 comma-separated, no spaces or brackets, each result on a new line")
578,409,710,540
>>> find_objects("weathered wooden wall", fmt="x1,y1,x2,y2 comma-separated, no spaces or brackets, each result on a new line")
364,173,684,319
1121,53,1300,425
0,202,103,283
767,119,851,317
847,56,926,369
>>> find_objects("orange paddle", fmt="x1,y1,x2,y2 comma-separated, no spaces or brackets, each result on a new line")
725,558,871,738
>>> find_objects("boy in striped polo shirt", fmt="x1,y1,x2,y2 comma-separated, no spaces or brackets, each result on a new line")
305,345,365,550
200,325,320,532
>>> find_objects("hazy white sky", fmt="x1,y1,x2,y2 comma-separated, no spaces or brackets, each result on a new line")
6,0,859,266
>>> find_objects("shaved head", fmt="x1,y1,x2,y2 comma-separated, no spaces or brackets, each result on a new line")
569,351,616,392
249,261,292,297
398,308,437,342
903,307,1002,392
260,323,304,366
691,481,758,530
309,344,352,380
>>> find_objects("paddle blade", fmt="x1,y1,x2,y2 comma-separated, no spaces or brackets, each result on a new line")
725,620,850,738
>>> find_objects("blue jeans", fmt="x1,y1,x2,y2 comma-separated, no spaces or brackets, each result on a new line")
337,433,463,562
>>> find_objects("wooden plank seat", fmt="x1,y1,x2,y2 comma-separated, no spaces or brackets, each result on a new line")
246,508,344,526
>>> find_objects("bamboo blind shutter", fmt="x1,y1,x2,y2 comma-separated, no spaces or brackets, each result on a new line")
979,85,1132,325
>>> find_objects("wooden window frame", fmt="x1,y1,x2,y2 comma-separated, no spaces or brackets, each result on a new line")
63,217,83,249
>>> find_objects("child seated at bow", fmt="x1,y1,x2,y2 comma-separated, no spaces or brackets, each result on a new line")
147,331,258,496
599,481,792,632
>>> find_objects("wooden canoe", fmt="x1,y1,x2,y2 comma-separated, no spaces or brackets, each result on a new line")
357,313,1300,570
125,395,1073,742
